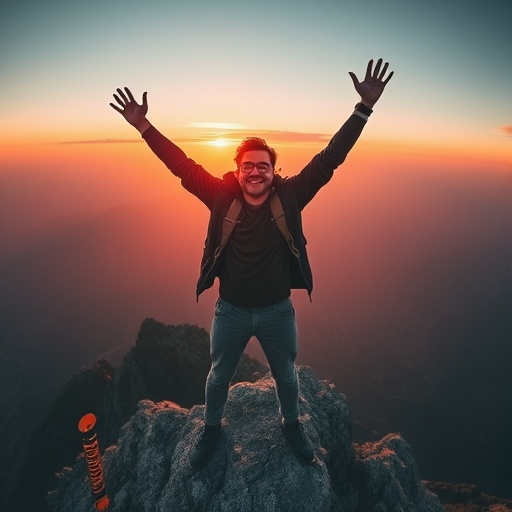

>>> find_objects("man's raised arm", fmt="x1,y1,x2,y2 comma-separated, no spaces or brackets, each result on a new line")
287,58,394,209
109,87,222,209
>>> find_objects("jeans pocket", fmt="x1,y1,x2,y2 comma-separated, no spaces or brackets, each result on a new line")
274,298,294,317
214,298,233,316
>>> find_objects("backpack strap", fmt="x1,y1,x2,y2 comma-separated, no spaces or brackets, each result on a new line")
215,197,242,258
270,188,300,258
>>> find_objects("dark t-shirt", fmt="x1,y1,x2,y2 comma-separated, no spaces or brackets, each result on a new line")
218,196,291,307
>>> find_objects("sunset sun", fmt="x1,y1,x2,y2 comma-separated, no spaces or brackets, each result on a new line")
209,138,230,147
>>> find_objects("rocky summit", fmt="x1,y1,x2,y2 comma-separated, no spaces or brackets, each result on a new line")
48,366,443,512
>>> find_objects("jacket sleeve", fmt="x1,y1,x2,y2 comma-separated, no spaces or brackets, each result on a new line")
286,113,367,210
142,125,222,210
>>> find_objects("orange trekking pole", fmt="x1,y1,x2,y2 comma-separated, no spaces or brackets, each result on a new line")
78,413,110,511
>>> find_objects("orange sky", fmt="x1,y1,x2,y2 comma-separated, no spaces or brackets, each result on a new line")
2,133,509,262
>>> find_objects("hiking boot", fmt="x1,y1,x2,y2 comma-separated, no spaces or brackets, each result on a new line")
189,423,221,470
282,420,315,464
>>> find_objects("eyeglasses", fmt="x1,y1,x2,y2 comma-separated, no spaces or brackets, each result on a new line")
239,162,272,174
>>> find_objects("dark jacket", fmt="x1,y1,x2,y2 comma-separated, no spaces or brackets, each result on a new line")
142,113,367,299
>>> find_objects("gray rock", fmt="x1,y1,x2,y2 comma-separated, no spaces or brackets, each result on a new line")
353,434,443,511
48,367,443,512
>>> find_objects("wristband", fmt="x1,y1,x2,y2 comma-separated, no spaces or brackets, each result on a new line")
353,110,369,121
354,102,373,117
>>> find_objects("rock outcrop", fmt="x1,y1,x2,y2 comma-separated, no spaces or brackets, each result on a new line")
96,319,267,449
423,481,512,511
49,367,443,512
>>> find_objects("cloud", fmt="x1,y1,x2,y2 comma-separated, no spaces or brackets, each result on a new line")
57,139,143,144
57,129,330,146
496,125,512,136
175,129,330,145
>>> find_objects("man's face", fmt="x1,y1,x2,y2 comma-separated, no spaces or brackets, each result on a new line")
236,150,274,202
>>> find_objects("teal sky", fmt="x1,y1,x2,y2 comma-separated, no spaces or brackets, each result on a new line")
0,0,511,153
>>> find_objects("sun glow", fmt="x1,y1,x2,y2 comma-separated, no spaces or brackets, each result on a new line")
208,138,231,147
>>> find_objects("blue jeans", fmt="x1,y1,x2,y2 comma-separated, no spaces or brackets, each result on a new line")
205,297,300,426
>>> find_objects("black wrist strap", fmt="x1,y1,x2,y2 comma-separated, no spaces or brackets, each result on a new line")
354,102,373,116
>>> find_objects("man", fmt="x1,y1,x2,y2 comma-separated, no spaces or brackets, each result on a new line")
110,59,393,470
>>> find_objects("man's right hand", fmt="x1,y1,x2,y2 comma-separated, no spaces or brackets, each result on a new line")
110,87,151,134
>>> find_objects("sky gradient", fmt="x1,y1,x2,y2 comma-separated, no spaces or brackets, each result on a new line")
1,0,511,158
1,0,511,272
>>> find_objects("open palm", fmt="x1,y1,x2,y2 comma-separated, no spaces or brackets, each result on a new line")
349,59,393,108
110,87,148,128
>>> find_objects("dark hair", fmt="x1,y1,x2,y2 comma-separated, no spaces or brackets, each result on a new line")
234,137,278,168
